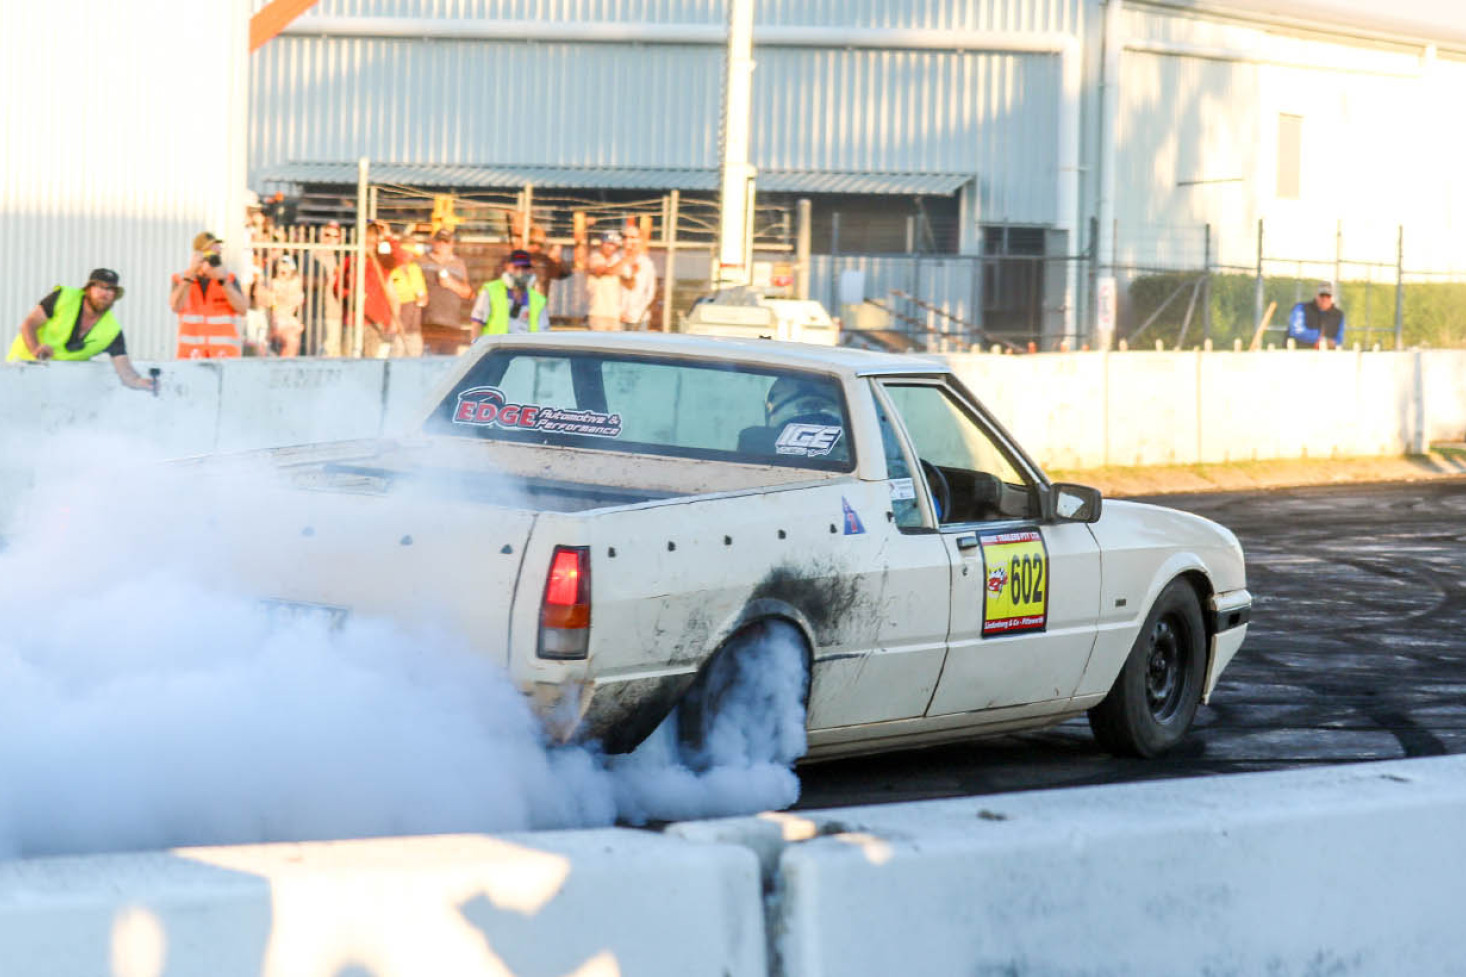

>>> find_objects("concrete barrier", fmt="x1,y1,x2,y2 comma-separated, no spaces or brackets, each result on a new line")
671,756,1466,977
0,829,766,977
4,348,1465,471
382,356,459,436
0,360,223,458
214,359,390,454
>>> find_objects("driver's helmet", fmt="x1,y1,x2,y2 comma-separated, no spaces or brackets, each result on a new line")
765,376,840,428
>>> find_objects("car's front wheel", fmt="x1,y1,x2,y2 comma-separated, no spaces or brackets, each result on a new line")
1088,579,1207,758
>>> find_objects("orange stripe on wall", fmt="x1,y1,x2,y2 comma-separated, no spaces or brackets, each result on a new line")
249,0,321,53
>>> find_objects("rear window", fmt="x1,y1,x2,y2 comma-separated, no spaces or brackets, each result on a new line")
425,349,855,471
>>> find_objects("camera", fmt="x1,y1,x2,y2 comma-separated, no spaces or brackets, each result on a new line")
204,253,223,268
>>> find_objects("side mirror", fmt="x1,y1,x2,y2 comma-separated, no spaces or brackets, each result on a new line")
1049,482,1103,523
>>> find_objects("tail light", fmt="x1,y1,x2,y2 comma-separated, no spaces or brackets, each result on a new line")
538,545,591,659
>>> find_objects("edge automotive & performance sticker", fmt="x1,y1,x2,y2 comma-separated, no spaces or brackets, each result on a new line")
980,528,1049,637
452,386,623,438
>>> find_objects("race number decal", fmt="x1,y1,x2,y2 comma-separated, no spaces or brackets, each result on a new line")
979,529,1049,638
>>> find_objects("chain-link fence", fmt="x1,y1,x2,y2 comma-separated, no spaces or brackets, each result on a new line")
1105,220,1466,351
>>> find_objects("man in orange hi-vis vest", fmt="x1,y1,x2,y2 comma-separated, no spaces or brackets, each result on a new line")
170,231,247,358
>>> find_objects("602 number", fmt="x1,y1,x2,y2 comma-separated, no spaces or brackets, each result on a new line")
1008,554,1046,606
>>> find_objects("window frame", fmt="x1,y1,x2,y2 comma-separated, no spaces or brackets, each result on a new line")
872,374,1049,531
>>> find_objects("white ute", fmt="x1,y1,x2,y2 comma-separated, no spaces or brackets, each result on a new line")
255,333,1250,763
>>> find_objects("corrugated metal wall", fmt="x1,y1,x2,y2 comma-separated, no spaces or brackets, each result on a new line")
250,1,1084,228
1113,5,1465,276
2,0,251,361
287,0,1085,31
253,38,1063,225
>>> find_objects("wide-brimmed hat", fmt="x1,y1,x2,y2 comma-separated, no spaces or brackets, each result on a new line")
85,267,124,299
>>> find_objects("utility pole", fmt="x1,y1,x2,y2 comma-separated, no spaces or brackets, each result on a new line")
714,0,756,289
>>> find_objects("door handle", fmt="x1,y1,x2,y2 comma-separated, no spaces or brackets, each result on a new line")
956,533,980,551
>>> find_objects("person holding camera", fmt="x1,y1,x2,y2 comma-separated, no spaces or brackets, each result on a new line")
7,269,157,392
170,232,247,359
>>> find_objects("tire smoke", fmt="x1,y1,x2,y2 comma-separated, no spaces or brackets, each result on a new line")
0,435,804,859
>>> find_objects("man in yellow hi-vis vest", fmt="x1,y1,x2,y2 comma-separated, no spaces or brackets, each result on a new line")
7,268,157,392
471,250,548,336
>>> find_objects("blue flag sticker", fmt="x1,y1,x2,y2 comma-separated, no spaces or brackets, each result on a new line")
841,497,866,535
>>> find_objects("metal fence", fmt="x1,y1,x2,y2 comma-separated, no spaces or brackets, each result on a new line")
255,159,1103,356
1104,220,1466,351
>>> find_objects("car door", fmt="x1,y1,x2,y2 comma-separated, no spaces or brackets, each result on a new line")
875,378,1102,716
805,392,954,729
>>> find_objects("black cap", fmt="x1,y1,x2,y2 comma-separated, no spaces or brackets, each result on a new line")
86,268,124,298
508,249,533,268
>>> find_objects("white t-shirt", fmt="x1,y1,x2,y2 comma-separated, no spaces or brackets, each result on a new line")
619,254,657,325
586,250,623,319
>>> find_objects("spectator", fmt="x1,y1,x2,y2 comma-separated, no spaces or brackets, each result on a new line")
246,194,270,244
472,250,548,335
6,269,156,391
266,191,296,229
243,249,273,356
418,228,473,340
308,221,345,356
388,228,429,357
584,229,625,331
270,255,305,357
525,224,571,302
619,226,658,330
1288,281,1345,349
170,232,247,359
334,222,401,358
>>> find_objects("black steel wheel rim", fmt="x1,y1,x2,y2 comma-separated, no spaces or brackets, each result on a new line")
1144,615,1188,723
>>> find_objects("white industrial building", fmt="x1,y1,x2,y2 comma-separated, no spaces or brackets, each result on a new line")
3,0,1464,357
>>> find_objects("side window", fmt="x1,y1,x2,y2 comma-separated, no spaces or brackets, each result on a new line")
874,397,924,530
882,382,1037,525
496,355,575,407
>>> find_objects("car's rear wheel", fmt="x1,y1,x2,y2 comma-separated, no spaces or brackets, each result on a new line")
1088,579,1207,758
676,619,810,772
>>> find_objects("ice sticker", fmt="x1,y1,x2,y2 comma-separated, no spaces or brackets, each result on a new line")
775,423,842,457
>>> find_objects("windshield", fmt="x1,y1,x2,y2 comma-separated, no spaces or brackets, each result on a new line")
425,349,855,472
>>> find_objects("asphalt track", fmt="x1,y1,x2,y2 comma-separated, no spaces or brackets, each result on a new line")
795,478,1466,810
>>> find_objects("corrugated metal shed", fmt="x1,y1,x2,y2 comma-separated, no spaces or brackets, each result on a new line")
3,0,251,362
282,0,1086,32
259,161,972,195
251,31,1066,225
1112,2,1466,274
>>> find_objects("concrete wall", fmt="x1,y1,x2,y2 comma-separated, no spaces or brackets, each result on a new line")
2,347,1460,480
0,829,766,977
9,755,1466,976
946,348,1460,470
671,754,1466,977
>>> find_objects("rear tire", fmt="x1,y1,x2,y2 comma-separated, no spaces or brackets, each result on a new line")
676,619,810,772
1088,579,1207,758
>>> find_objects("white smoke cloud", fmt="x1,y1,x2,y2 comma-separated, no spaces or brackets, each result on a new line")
0,432,803,859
